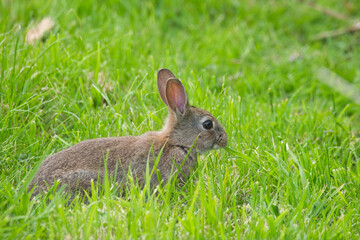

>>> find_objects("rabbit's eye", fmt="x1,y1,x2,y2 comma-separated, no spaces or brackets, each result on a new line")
202,120,213,130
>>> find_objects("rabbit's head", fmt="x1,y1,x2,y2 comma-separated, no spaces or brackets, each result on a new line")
157,69,227,154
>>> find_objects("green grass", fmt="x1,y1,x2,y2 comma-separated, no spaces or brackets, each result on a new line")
1,0,360,239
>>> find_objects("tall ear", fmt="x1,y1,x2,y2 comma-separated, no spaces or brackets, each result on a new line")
157,69,176,105
165,78,188,116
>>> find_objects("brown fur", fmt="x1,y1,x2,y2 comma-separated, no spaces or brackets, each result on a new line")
28,69,227,196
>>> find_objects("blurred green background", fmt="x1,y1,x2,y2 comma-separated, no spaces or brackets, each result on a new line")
1,0,360,239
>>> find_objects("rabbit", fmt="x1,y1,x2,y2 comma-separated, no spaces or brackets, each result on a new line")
28,69,228,196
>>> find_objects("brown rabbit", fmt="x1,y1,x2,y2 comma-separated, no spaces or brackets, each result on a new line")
28,69,227,196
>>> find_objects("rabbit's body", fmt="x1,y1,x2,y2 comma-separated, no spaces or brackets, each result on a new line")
30,130,197,195
29,69,227,196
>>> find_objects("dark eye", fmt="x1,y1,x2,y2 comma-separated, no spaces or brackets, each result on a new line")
202,120,213,130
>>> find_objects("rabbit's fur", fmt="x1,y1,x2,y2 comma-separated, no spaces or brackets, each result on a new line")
28,69,227,196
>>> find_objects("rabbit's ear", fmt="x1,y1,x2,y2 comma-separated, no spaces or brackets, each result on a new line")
157,69,176,105
165,78,188,116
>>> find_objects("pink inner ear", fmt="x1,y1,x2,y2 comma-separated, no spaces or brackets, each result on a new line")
158,82,167,105
174,89,185,114
166,79,187,115
157,69,176,105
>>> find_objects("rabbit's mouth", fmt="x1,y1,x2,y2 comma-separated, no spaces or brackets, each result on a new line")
212,144,220,150
216,134,227,148
213,134,227,149
211,143,221,150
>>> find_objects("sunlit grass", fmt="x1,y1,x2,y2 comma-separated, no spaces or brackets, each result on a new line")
1,0,360,239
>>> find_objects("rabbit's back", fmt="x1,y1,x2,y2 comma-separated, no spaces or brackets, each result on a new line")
29,136,140,194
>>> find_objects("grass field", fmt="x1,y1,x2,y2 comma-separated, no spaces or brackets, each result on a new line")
1,0,360,239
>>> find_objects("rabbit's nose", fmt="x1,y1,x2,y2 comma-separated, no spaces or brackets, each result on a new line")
217,133,228,148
